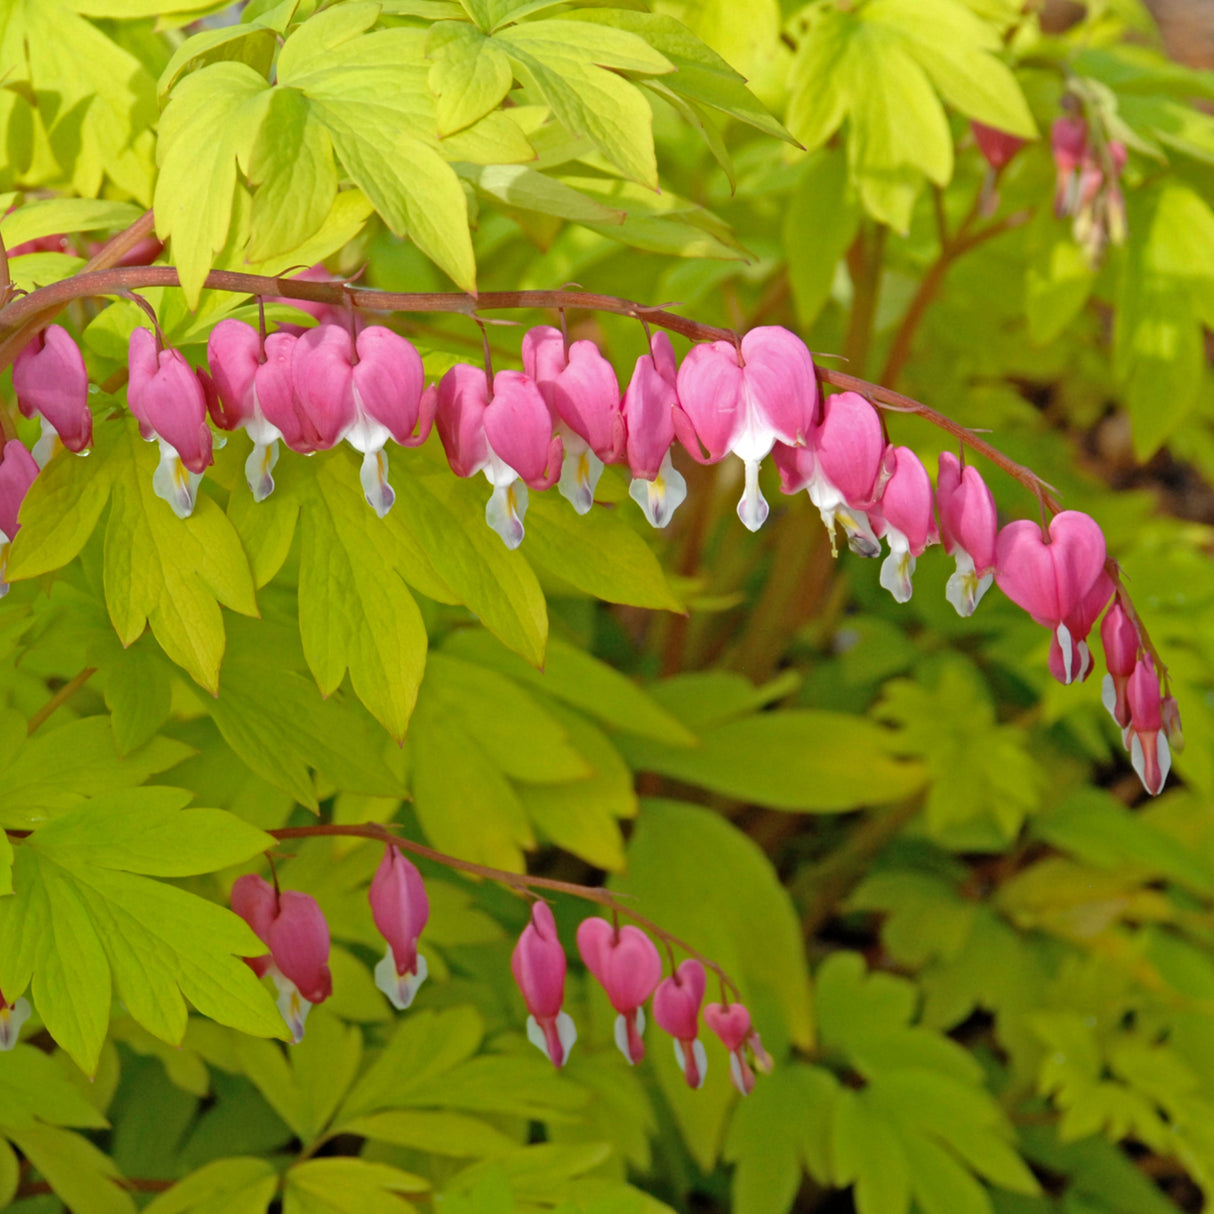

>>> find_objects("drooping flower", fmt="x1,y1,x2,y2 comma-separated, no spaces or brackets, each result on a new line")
619,330,687,527
704,1001,772,1096
675,326,818,531
0,440,38,594
0,986,30,1051
652,959,707,1089
1051,116,1089,217
282,324,357,453
127,328,214,518
1048,571,1113,686
576,918,662,1065
994,510,1108,683
431,364,562,548
231,874,333,1043
207,319,294,502
774,389,890,557
936,452,998,616
872,446,938,603
369,845,430,1011
511,901,576,1067
13,325,92,464
1100,599,1139,729
1124,657,1171,797
971,121,1025,171
523,326,624,514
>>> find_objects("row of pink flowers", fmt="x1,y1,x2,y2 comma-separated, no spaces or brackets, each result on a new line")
6,318,1179,795
229,845,769,1094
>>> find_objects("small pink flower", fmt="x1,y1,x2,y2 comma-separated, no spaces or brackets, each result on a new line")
1124,657,1171,796
432,364,562,549
1048,572,1113,686
127,328,214,518
523,326,624,515
0,440,38,549
287,324,357,452
937,453,998,616
13,325,92,462
775,390,890,557
207,320,294,502
1100,600,1139,729
1052,116,1089,216
511,901,576,1068
652,959,707,1089
231,874,333,1043
622,331,686,528
675,326,818,531
369,845,430,1010
872,446,938,603
704,1001,770,1096
971,121,1025,171
576,918,662,1065
994,511,1108,682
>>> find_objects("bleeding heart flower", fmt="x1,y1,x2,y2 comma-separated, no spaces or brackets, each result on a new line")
937,452,998,616
127,328,214,519
775,390,890,557
1100,600,1139,729
704,1001,770,1096
652,959,707,1089
994,511,1107,682
511,901,576,1067
872,446,938,603
523,326,623,514
13,325,92,464
1124,657,1171,796
675,326,818,531
576,918,662,1065
432,364,562,548
972,121,1025,171
369,845,430,1011
622,331,686,528
0,440,37,593
231,874,333,1043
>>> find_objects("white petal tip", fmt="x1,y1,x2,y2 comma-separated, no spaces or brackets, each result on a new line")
375,949,428,1010
0,998,31,1050
630,456,687,528
487,481,527,549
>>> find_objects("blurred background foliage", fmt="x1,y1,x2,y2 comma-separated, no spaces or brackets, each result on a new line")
2,0,1214,1211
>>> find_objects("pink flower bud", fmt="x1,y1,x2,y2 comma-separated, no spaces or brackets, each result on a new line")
512,901,576,1068
995,511,1107,682
652,959,707,1089
971,121,1025,171
13,325,92,457
675,327,818,531
369,845,430,1010
704,1001,762,1096
937,452,997,616
576,918,662,1065
872,446,938,603
1125,657,1171,796
622,332,686,528
1161,695,1184,753
231,875,332,1042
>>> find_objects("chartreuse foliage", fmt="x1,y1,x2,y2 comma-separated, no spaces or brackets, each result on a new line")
2,0,1214,1212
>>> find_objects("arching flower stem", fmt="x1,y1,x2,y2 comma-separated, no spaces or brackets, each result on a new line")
270,822,741,1001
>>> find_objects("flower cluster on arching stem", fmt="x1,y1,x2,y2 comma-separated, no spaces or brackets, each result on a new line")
4,298,1180,797
227,845,768,1095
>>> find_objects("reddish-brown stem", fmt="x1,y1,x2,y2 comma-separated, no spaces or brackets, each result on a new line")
270,822,741,999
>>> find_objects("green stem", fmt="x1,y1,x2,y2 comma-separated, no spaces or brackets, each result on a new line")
27,667,97,735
